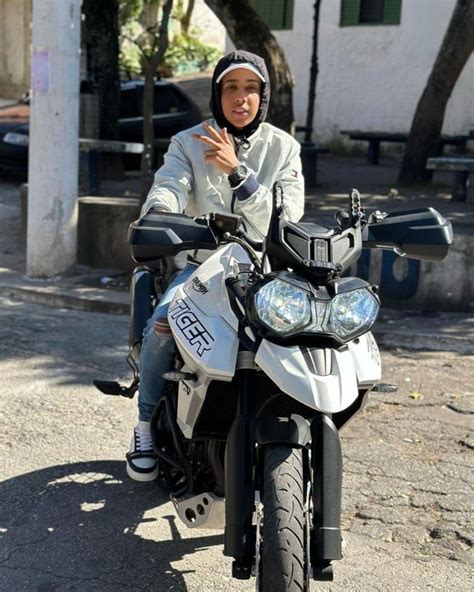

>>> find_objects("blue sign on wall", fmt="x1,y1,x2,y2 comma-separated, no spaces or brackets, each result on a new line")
356,250,420,299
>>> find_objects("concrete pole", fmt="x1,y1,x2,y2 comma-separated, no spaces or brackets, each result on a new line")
27,0,81,277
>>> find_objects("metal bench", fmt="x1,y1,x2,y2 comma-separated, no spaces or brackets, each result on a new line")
340,130,469,165
299,143,329,188
426,155,474,202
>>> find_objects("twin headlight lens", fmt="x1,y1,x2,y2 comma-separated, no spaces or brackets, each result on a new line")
254,278,379,341
254,279,312,334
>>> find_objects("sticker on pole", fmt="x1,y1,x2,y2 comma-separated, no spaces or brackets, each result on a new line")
32,51,50,94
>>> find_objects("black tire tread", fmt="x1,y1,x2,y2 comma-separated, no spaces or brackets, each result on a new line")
261,446,305,592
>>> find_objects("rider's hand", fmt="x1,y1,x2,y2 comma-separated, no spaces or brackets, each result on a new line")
193,123,240,175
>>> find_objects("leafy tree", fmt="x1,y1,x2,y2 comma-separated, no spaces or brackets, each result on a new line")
398,0,474,185
119,1,220,78
204,0,295,133
127,0,174,200
176,0,195,33
119,1,162,78
119,0,222,199
165,32,221,76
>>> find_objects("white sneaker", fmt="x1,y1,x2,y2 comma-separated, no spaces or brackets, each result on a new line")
126,421,159,482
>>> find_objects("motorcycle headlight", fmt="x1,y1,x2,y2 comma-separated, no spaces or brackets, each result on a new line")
327,288,379,340
255,279,311,335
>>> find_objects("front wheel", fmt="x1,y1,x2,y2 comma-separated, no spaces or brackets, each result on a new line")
260,446,306,592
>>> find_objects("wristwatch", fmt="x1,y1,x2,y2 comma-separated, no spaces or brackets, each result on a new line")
228,164,249,188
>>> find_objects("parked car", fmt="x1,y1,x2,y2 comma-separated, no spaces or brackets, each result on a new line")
0,99,29,173
0,80,203,174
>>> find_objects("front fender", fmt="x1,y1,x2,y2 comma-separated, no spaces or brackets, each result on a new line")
256,414,311,447
255,340,359,413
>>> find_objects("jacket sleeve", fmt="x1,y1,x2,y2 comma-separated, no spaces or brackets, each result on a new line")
140,135,193,216
233,138,305,238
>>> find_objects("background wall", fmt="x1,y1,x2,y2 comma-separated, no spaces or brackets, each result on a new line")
273,0,474,141
0,0,31,98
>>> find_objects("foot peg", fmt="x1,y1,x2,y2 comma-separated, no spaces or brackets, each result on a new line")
372,383,398,393
93,379,138,399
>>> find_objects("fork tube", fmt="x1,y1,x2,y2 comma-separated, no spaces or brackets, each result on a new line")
223,369,255,568
311,413,343,561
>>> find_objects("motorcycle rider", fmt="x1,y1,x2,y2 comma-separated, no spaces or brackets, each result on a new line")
126,50,305,481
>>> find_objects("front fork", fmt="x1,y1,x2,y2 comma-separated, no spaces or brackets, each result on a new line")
311,413,343,580
223,370,343,581
223,368,256,579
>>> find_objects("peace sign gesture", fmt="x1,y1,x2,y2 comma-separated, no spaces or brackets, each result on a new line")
193,123,240,175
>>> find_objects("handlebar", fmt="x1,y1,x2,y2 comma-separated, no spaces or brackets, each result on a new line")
193,212,264,272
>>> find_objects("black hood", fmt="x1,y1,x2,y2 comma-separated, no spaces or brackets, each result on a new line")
210,50,270,139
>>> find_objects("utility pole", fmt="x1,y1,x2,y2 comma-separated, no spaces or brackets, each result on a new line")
27,0,81,277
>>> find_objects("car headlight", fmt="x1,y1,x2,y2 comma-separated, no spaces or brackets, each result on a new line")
3,132,29,146
255,279,311,335
327,288,379,340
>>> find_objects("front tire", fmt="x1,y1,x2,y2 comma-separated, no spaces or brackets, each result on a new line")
260,446,305,592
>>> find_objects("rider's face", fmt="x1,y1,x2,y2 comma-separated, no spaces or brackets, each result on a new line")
220,68,262,131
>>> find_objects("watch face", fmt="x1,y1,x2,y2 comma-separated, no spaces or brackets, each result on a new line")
229,164,249,186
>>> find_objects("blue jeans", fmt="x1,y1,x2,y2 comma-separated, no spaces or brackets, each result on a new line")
138,264,197,421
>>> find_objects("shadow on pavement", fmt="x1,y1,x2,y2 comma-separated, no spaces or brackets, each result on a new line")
0,460,223,591
0,296,132,386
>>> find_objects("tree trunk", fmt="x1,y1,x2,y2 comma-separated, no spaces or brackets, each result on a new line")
181,0,195,33
82,0,122,182
204,0,295,133
82,0,120,141
140,0,174,203
398,0,474,185
304,0,322,144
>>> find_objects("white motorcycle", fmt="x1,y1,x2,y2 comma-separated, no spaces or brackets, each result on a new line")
97,187,452,591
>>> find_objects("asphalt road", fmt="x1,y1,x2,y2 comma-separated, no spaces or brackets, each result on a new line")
0,296,472,591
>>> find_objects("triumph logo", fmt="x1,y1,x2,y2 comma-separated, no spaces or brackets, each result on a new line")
169,299,214,357
191,276,209,294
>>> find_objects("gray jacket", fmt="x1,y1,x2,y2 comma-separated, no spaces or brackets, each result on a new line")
142,119,305,240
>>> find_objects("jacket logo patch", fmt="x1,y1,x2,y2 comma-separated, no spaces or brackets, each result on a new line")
169,299,214,357
191,276,209,295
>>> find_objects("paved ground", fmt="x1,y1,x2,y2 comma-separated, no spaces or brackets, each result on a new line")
0,137,473,590
0,296,472,591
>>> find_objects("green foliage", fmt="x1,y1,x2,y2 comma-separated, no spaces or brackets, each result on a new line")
119,0,222,78
119,0,161,76
120,21,145,76
164,30,222,75
119,0,145,24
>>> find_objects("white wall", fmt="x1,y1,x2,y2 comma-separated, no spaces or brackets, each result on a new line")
0,0,31,98
273,0,473,140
